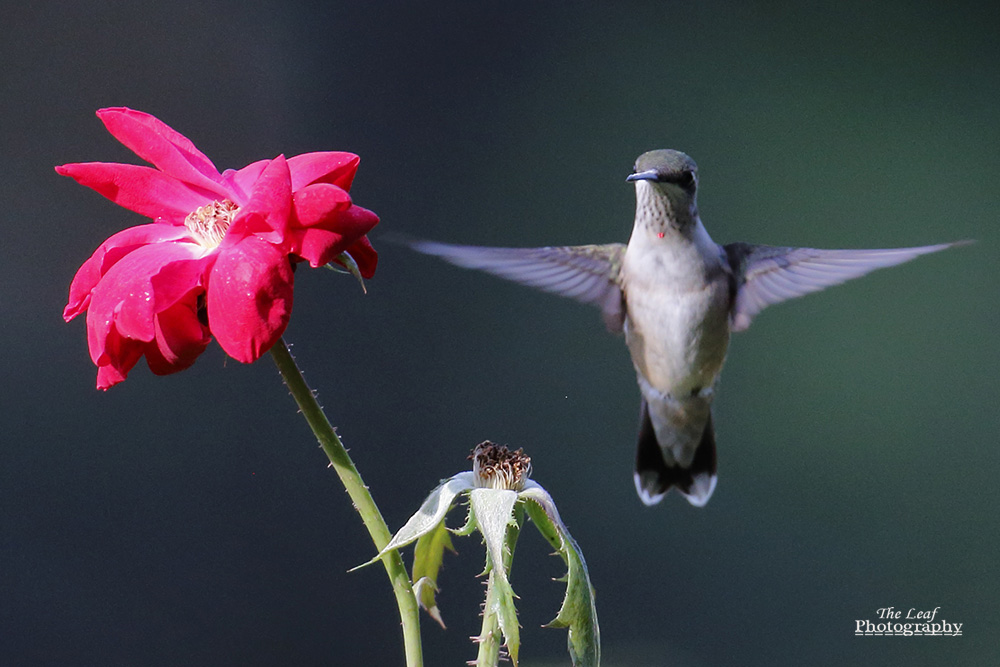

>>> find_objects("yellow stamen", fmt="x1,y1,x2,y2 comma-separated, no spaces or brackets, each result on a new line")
184,199,239,249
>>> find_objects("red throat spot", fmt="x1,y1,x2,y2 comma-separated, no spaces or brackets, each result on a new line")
657,232,665,238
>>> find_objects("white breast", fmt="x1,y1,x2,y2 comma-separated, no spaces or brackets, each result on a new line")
622,222,731,395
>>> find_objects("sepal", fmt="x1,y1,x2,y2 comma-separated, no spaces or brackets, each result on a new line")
412,519,455,628
521,483,601,667
326,250,368,293
356,472,474,569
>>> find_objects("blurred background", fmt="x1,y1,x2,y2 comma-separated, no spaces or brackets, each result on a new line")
1,1,997,664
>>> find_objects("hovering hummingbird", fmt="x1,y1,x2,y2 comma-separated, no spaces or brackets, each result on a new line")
409,149,964,507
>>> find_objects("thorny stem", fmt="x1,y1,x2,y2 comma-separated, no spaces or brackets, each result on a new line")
270,338,423,667
474,505,525,667
475,572,504,666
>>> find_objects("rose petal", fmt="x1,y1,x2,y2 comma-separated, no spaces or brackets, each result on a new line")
56,162,210,221
96,364,128,390
207,237,294,363
147,298,212,373
93,325,146,390
65,223,191,321
290,205,379,268
292,183,353,227
87,313,146,389
149,250,214,312
82,242,212,388
225,156,292,246
85,241,209,358
223,159,270,205
288,152,359,191
97,108,230,199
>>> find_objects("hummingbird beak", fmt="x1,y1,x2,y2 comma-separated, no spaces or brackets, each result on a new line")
626,169,659,182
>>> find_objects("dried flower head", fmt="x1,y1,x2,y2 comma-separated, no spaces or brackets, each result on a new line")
471,441,532,492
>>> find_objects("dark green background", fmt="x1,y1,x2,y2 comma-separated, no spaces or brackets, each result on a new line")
2,1,997,665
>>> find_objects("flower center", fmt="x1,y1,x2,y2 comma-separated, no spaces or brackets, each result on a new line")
471,441,531,491
184,199,239,249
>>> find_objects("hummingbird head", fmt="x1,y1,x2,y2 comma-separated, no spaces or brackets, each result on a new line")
627,149,700,233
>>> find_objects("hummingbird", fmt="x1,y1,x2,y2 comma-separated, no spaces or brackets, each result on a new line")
409,149,964,507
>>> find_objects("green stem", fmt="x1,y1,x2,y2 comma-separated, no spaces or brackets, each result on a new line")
475,571,503,667
270,338,423,667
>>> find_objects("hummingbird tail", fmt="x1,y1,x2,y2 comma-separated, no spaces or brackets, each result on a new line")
633,401,718,507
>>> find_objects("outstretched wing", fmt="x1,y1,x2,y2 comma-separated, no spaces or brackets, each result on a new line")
409,240,627,332
724,241,967,332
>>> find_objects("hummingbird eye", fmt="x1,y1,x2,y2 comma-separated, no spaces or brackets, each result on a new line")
677,170,695,189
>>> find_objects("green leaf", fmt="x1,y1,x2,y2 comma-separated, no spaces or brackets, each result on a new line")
412,519,455,628
520,482,601,667
355,472,474,569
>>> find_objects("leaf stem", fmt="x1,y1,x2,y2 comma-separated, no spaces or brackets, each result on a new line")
270,337,422,667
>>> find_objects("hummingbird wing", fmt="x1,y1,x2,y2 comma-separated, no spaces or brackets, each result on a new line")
724,241,965,331
409,240,628,332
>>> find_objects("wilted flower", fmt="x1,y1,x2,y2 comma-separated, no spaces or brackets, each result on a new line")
472,442,532,491
59,108,378,388
365,442,600,667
